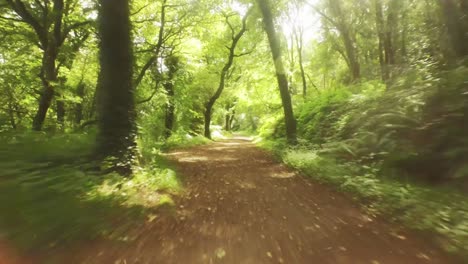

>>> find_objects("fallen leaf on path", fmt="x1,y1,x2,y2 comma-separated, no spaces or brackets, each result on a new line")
416,253,430,260
215,248,226,259
147,214,157,222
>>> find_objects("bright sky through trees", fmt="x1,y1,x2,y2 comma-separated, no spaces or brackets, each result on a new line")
280,0,321,44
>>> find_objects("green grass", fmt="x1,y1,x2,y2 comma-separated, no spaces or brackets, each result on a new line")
138,132,210,159
164,133,211,149
0,132,182,252
259,139,468,258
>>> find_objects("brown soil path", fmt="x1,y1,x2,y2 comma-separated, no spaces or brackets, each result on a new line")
41,138,458,263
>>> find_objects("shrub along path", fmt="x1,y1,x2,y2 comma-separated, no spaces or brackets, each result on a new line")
23,138,460,263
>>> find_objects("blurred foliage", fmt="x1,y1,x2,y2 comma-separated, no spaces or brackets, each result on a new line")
263,64,468,185
259,63,468,258
0,133,181,251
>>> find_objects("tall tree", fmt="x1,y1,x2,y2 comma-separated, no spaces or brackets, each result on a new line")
96,0,136,175
286,0,308,97
163,53,180,138
256,0,297,144
203,8,251,139
3,0,89,130
314,0,361,81
294,25,307,98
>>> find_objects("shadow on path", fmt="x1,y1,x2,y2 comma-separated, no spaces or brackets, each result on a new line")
43,137,460,263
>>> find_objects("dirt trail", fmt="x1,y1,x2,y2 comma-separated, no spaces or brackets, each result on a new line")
40,138,458,263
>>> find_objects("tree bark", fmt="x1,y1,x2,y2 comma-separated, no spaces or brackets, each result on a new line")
203,108,212,138
96,0,136,175
293,27,307,98
33,44,59,130
163,54,179,139
341,26,360,81
164,82,175,138
257,0,297,144
74,82,86,126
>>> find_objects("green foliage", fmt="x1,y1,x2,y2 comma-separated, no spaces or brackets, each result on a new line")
297,86,353,143
0,133,181,250
0,0,467,258
292,65,468,184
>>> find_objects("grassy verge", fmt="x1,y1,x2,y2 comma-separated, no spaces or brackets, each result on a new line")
139,132,210,158
258,139,468,259
0,132,181,252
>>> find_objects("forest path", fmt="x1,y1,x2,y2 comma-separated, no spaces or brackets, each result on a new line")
49,138,456,263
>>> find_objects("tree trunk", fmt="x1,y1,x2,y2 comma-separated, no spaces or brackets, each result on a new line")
96,0,136,175
229,113,235,130
164,81,175,139
326,0,360,82
375,0,389,83
163,54,179,139
7,102,17,130
341,28,360,81
75,82,86,126
224,103,235,131
375,0,399,88
203,10,250,139
293,25,307,98
89,70,103,120
384,0,397,75
33,47,58,131
204,107,212,139
5,0,75,131
56,99,65,130
401,10,408,61
289,35,295,94
439,0,468,58
257,0,297,144
225,113,230,131
461,0,468,28
32,87,54,131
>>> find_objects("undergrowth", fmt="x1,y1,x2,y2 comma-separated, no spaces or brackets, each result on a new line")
139,131,210,158
259,140,468,257
0,132,181,251
257,65,468,258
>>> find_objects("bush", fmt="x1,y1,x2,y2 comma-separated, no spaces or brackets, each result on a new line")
295,67,468,185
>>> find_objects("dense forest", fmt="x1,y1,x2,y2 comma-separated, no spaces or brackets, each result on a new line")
0,0,467,262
